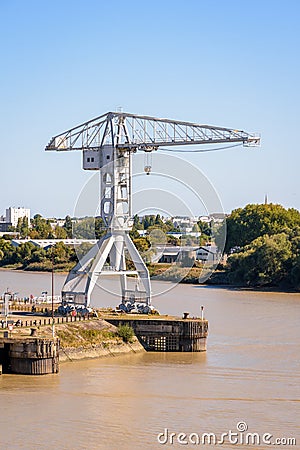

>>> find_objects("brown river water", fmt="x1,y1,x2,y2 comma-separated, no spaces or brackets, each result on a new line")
0,270,299,449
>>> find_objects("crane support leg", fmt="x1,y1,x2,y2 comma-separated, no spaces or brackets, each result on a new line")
124,232,151,304
61,230,151,309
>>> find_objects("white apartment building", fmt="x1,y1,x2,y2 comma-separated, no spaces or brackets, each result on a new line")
6,207,30,228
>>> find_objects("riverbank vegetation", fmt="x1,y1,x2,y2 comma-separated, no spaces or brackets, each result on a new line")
0,239,77,271
0,205,299,289
224,204,300,289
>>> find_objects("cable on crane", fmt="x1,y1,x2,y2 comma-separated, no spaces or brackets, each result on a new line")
157,143,243,153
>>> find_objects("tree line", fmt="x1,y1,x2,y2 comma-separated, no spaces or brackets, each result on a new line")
1,206,299,289
14,214,105,240
0,215,106,270
224,204,300,289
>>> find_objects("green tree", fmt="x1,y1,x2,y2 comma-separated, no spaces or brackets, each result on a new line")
133,237,150,253
197,220,211,236
290,257,300,289
63,215,73,238
227,233,292,286
30,248,47,263
192,223,200,233
155,214,164,227
72,217,105,239
20,217,29,238
54,225,68,239
50,242,70,264
95,217,106,240
132,237,154,263
117,324,134,343
16,217,29,238
129,229,141,239
133,214,143,230
143,215,156,229
225,204,300,253
75,242,94,260
167,235,180,246
30,214,52,239
14,242,37,265
164,219,178,232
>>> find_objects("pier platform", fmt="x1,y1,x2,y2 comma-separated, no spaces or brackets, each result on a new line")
0,337,59,375
105,315,208,352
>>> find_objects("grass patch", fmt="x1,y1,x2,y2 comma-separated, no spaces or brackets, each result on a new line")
24,262,75,272
0,263,23,270
117,324,134,343
149,264,208,284
56,324,118,349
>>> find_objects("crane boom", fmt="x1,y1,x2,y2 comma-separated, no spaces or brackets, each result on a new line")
45,111,260,152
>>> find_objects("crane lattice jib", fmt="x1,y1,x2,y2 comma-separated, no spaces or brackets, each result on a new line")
45,112,260,152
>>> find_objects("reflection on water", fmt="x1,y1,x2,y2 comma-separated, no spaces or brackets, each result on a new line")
0,271,299,449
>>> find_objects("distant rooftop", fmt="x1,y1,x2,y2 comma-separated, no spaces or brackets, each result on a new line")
11,239,97,249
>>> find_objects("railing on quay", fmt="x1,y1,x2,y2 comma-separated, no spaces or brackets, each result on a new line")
0,311,95,329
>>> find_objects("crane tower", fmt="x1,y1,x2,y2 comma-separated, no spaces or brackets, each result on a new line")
46,112,260,312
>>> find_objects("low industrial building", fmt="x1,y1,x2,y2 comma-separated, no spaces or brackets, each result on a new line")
11,239,97,250
156,245,219,264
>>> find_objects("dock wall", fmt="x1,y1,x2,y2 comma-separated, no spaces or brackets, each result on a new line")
106,317,208,352
0,338,59,375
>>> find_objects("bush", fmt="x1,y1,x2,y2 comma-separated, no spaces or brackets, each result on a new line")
117,324,134,343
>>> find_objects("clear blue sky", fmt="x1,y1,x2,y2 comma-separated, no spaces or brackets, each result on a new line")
0,0,299,218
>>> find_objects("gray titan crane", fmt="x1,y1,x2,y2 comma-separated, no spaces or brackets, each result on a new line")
46,112,260,312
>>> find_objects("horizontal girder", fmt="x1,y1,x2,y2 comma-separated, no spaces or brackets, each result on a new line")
45,112,260,152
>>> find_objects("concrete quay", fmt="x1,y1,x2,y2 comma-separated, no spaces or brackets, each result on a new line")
105,315,208,352
0,309,209,375
0,337,59,375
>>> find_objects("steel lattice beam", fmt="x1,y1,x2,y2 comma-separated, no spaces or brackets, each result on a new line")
45,112,260,152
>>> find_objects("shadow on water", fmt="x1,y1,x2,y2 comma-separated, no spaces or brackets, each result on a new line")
192,283,300,294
